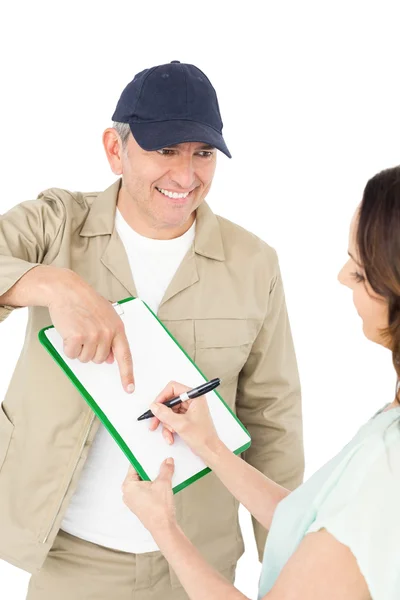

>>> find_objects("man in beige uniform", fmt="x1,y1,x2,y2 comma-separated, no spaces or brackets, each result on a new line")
0,61,304,599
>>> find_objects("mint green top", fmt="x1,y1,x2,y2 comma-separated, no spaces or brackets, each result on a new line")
258,406,400,599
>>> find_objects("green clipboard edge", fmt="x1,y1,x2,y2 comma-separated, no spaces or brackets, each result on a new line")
38,296,252,494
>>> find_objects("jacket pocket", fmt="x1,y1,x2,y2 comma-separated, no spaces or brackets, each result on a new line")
0,402,14,472
194,319,253,387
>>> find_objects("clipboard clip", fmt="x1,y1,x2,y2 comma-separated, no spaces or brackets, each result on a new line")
112,301,125,317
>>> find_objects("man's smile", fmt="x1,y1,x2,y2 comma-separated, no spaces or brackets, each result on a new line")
155,187,194,200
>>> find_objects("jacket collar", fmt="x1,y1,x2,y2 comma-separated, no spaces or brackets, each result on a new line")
80,179,225,262
79,179,120,237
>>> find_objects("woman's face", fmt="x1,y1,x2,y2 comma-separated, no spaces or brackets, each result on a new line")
338,211,389,347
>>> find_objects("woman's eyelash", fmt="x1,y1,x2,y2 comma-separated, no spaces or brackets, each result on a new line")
351,271,365,283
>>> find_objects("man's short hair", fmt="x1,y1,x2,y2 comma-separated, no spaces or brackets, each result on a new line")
113,122,131,148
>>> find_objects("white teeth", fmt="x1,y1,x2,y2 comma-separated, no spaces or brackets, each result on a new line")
157,188,190,199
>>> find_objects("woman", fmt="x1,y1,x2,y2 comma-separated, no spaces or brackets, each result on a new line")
122,166,400,599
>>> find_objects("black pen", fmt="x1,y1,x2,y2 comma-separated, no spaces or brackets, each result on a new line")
137,378,221,421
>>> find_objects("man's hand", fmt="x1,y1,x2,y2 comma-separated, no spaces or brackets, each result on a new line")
48,269,134,392
122,459,176,533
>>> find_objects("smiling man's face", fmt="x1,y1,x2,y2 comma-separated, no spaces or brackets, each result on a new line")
113,133,217,238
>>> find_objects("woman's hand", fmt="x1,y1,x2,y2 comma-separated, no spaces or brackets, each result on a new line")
122,458,176,534
148,381,223,460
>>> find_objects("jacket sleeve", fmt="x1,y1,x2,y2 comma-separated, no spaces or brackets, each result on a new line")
236,251,304,560
0,197,65,323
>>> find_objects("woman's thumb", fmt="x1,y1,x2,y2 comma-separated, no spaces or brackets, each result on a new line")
157,457,175,482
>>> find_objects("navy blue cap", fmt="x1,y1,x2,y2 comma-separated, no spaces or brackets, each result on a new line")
112,61,231,158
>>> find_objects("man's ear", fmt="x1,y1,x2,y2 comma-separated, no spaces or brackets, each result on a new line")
103,128,124,175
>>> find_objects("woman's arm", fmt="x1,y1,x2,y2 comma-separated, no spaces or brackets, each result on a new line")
123,460,248,600
150,383,290,530
199,436,289,531
153,520,248,600
122,462,370,600
154,525,370,600
261,528,370,600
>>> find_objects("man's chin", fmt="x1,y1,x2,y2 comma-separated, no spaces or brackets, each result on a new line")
161,203,198,223
155,209,195,231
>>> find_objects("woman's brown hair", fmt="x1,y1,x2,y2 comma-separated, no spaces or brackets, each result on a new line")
357,166,400,387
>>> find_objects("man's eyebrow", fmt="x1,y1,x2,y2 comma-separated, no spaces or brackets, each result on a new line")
348,251,362,266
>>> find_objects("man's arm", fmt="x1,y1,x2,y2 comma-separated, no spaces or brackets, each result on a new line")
0,264,69,307
236,252,304,558
0,198,134,391
0,197,62,322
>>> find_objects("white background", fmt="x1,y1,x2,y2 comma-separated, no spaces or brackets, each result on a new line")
1,1,399,598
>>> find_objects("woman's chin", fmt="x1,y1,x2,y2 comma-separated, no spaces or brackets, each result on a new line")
362,323,389,348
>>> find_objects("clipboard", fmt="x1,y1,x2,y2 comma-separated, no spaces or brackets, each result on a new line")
38,297,251,493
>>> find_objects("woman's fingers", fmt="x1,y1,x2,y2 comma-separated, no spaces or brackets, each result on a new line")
150,403,181,430
148,416,160,431
163,424,175,433
147,404,187,434
162,427,175,445
154,380,191,404
177,398,193,413
147,384,194,442
156,457,175,482
124,465,141,484
148,382,184,430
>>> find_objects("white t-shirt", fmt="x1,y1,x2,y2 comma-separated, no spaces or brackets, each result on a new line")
61,210,195,553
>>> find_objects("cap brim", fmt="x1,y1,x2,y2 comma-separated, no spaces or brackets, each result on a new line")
129,119,232,158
